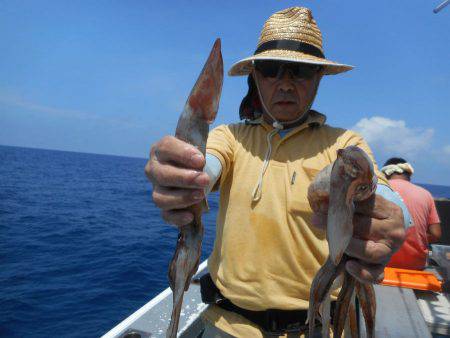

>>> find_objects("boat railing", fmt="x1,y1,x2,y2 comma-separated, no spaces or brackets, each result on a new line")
102,260,208,338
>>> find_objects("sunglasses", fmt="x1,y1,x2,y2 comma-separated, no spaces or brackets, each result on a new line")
254,60,322,79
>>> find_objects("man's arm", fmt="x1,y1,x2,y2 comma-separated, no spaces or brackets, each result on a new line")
427,223,442,243
426,193,441,243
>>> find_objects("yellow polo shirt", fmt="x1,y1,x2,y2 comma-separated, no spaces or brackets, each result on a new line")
203,111,387,337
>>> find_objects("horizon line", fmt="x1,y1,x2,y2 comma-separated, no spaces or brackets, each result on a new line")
1,143,449,191
0,143,147,161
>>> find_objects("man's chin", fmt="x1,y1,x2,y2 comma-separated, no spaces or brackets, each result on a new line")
270,106,305,121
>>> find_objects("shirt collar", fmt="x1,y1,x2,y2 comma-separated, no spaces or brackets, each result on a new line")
258,109,326,132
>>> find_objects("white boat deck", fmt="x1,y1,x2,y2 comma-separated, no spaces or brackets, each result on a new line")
102,261,208,338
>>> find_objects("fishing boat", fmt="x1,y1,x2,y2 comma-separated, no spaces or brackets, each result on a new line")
103,198,450,338
102,260,208,338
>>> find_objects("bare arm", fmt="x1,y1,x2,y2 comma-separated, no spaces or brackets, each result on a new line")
427,223,442,243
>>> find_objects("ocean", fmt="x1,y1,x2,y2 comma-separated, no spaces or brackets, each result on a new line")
0,145,218,338
1,145,449,338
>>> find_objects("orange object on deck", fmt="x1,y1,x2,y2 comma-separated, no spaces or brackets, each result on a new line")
381,267,442,292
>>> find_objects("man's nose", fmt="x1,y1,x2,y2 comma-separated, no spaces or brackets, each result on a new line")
277,69,296,91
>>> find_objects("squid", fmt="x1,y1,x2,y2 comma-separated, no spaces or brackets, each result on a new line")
307,146,378,338
166,39,223,338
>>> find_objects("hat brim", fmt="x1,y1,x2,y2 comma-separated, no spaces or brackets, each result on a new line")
228,49,354,76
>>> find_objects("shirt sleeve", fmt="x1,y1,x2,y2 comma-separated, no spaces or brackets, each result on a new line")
206,124,236,190
376,184,413,229
205,153,222,194
427,192,441,225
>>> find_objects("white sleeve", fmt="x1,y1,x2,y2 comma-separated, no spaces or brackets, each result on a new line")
204,153,222,194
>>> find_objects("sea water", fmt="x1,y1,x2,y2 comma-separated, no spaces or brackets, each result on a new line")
1,145,448,337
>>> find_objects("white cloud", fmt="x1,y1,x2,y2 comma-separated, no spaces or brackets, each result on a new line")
352,116,434,159
0,92,141,128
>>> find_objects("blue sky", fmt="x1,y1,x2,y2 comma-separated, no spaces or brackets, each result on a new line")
1,1,449,185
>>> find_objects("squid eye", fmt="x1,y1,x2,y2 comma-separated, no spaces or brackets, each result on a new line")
358,184,369,192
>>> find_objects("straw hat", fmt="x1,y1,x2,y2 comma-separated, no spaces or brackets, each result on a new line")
229,7,354,76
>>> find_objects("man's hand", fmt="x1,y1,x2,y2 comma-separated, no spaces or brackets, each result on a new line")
312,193,405,283
145,136,210,226
347,194,405,283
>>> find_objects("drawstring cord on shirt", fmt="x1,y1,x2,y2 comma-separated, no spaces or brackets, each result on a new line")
251,68,317,202
251,126,282,201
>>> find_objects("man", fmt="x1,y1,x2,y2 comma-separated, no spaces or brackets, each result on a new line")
382,157,441,270
146,7,406,337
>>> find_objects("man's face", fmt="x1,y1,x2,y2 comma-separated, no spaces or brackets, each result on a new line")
253,60,323,122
